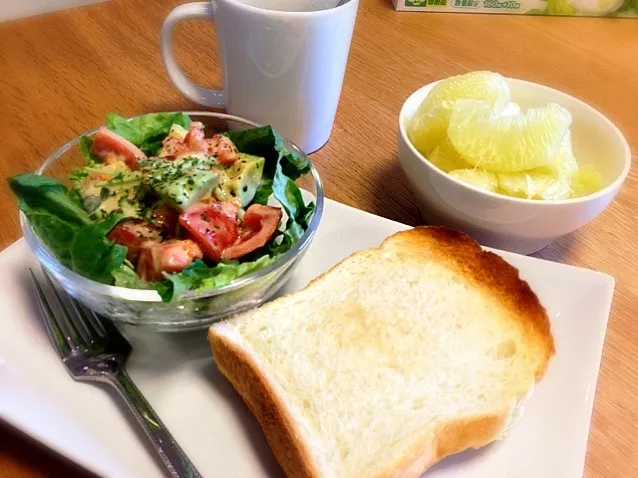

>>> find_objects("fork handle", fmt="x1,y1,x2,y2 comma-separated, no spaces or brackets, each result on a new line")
111,369,202,478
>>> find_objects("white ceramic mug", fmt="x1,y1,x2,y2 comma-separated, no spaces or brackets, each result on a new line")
160,0,359,153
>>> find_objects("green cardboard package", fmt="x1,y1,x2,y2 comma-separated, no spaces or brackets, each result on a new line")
393,0,637,16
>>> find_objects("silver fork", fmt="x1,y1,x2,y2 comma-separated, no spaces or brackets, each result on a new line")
29,268,202,478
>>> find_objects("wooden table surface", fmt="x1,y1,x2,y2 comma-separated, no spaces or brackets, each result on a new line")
0,0,636,476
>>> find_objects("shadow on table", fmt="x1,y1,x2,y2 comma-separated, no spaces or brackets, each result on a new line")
533,231,580,264
369,154,423,227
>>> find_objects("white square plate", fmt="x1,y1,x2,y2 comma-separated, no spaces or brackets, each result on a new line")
0,198,614,477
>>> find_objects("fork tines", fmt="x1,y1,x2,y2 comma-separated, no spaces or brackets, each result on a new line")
29,268,118,357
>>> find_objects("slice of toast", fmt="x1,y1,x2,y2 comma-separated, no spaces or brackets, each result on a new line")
208,226,554,478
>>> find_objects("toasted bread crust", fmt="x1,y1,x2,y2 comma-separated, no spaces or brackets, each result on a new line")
208,226,554,477
208,329,320,478
383,227,554,379
386,412,510,477
210,325,513,478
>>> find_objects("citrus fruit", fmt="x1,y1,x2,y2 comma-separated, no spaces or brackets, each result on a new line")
501,102,521,117
408,111,449,158
448,169,498,192
534,131,578,179
570,165,604,198
448,99,572,173
421,71,511,113
408,71,511,156
428,139,471,172
497,172,571,200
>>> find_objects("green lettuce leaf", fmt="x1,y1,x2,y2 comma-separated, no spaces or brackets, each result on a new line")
112,264,161,290
78,136,100,162
9,174,127,285
224,126,281,174
8,174,90,227
68,164,90,186
158,255,274,302
28,213,79,267
106,112,191,156
227,124,314,232
225,125,310,180
304,202,315,227
225,124,315,261
252,178,273,205
268,222,304,256
273,133,311,181
269,162,315,252
273,162,311,224
71,214,127,284
199,255,274,290
67,188,85,210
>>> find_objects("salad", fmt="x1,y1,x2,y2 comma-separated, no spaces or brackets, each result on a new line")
9,113,315,302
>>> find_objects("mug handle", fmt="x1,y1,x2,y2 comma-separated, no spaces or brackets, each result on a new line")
160,2,226,108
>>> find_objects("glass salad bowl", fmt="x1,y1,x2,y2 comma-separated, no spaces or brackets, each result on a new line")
20,112,324,331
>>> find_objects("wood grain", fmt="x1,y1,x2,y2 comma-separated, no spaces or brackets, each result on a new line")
0,0,637,476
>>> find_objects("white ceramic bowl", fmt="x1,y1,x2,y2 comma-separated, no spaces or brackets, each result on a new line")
398,78,631,255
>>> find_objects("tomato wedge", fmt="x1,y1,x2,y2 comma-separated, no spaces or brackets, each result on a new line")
222,204,282,260
206,134,239,165
157,125,239,164
159,122,208,159
91,127,147,170
107,220,161,262
178,202,239,262
185,121,207,152
137,239,203,282
205,198,240,220
149,204,179,235
159,135,188,159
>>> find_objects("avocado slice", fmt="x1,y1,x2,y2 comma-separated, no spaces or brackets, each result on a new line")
73,160,144,219
139,156,219,210
93,185,141,219
213,153,265,207
167,123,189,141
